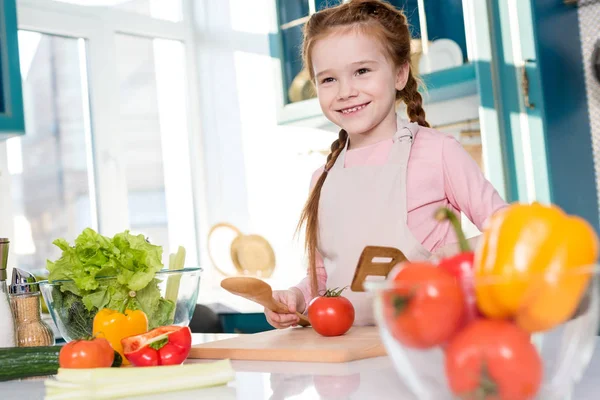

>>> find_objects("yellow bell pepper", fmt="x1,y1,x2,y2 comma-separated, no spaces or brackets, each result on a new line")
474,202,599,332
93,302,148,365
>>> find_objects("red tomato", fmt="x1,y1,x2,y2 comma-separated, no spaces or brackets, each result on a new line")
383,263,465,348
445,319,543,400
121,326,192,367
308,288,355,337
59,337,114,369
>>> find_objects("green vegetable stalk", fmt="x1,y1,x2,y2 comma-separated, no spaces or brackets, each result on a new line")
44,360,235,399
165,246,186,321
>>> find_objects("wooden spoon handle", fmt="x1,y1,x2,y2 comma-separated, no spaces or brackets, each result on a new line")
269,298,311,327
296,313,311,327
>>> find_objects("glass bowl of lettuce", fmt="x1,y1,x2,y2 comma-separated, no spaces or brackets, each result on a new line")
38,228,202,342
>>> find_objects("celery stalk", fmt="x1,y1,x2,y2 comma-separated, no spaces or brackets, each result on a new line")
47,371,234,400
55,360,230,383
45,360,235,400
165,246,185,321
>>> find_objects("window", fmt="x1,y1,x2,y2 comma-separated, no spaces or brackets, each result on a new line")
115,34,195,260
10,0,200,275
50,0,182,22
8,32,94,272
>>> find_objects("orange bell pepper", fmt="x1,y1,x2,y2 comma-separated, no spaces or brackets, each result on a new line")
475,202,599,332
93,296,148,365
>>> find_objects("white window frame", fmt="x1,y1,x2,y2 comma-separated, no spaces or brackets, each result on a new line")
15,0,209,268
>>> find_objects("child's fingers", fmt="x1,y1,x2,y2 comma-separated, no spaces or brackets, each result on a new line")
273,291,297,313
264,307,299,329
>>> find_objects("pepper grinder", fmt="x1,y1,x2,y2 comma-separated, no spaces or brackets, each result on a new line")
0,238,16,347
9,268,54,347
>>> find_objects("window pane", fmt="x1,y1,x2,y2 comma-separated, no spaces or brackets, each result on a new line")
52,0,182,22
10,31,95,275
115,34,197,267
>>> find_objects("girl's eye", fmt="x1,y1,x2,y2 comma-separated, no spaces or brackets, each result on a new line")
356,68,370,75
320,77,335,84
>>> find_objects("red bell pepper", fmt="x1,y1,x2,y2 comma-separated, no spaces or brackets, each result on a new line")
434,208,478,323
121,325,192,367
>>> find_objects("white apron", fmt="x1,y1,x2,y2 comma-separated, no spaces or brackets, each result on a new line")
318,116,431,326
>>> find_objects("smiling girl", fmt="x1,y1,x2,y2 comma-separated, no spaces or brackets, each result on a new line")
265,0,507,328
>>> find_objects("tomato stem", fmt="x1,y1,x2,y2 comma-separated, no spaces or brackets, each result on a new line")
434,207,470,253
462,363,498,400
391,294,411,316
323,286,348,297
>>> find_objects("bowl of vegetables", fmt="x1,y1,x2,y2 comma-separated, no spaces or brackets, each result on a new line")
365,203,600,400
38,228,202,342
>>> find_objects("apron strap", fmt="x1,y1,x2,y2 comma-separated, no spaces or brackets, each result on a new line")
388,118,419,165
393,119,419,142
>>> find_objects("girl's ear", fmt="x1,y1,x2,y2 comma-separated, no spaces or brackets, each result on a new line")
395,62,410,92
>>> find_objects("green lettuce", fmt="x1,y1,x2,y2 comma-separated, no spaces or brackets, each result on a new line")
47,228,174,333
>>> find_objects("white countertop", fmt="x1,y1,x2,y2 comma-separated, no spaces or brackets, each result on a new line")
2,334,600,400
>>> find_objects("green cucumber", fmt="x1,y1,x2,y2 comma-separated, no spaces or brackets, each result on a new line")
0,346,60,381
0,347,123,381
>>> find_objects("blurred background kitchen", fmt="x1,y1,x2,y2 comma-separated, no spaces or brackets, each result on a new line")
0,0,598,333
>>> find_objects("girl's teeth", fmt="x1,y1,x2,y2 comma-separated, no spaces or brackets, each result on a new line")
342,104,366,114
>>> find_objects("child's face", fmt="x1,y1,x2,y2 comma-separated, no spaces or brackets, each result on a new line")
311,29,408,138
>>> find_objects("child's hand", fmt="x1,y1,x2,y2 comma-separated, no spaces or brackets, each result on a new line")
264,289,303,329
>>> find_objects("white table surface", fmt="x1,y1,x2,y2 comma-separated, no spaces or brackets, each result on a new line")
2,334,599,400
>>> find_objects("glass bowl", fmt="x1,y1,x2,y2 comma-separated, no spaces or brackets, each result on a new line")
365,265,600,400
39,267,202,342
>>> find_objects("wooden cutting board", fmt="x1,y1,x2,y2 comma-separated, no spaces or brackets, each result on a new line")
189,326,386,363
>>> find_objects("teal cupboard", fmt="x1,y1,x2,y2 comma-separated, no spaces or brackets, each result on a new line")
0,0,24,138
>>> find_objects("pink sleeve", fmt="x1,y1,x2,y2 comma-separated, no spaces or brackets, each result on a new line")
293,251,328,311
442,136,508,230
292,166,328,310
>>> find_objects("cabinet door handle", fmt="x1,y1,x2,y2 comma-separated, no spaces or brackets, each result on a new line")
520,63,535,110
564,0,599,6
593,39,600,84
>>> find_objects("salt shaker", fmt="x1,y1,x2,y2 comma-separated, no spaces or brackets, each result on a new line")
9,268,55,347
0,238,16,347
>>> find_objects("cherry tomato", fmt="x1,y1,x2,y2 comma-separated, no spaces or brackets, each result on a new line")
59,337,115,369
383,263,465,348
308,288,355,337
445,319,542,400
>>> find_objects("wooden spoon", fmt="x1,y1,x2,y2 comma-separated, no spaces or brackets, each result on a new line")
220,277,311,327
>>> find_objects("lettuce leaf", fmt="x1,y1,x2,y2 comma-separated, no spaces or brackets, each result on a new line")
47,228,174,332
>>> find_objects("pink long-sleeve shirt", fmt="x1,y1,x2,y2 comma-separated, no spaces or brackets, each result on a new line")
293,126,507,308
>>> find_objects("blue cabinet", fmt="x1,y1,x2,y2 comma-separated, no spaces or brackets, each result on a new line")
0,0,24,138
494,0,599,230
219,312,275,334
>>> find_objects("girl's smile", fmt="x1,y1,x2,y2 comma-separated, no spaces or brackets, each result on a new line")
337,102,371,115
